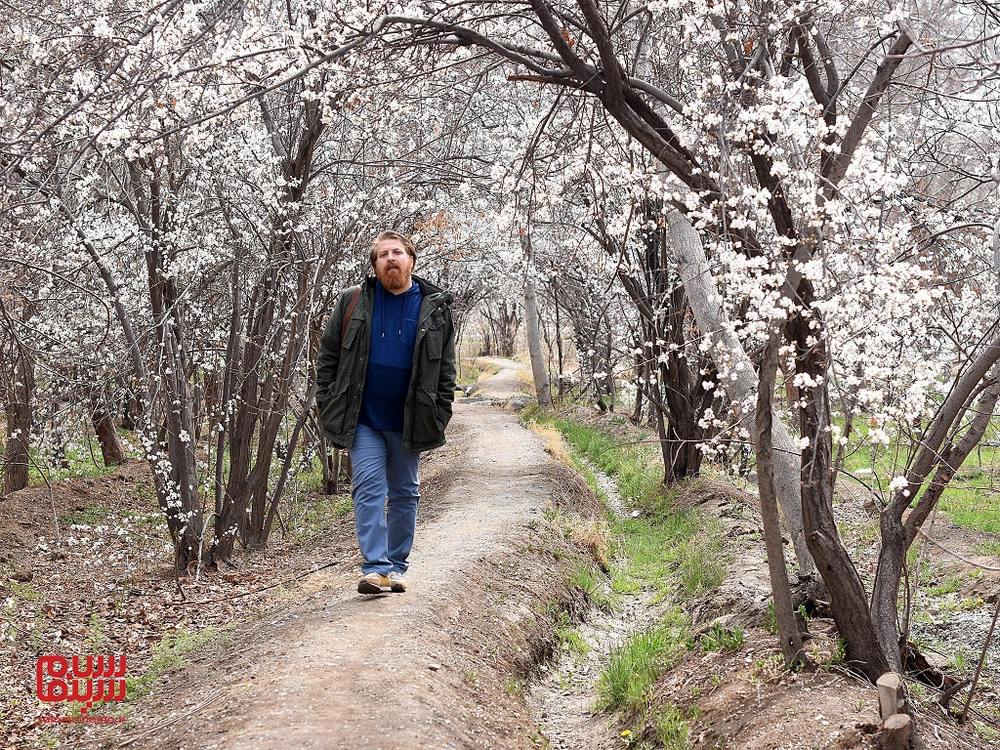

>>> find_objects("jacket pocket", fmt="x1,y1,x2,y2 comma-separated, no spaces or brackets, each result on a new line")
420,329,443,391
413,387,444,443
319,394,346,435
342,319,361,350
423,329,443,360
321,372,354,434
330,320,362,399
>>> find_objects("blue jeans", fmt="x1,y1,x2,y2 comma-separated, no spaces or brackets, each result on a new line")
349,423,421,576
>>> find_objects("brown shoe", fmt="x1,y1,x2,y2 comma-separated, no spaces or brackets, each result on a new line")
357,572,390,594
388,571,407,593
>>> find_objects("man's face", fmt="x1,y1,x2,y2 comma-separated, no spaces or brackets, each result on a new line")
373,239,414,292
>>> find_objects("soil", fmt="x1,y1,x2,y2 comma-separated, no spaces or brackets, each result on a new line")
829,479,1000,706
662,469,1000,749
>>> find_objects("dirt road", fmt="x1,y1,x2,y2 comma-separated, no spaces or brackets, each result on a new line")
114,358,598,750
472,357,529,399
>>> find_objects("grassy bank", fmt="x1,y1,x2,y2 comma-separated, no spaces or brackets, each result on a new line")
523,407,730,748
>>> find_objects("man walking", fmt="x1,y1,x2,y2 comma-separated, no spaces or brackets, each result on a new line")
316,231,456,594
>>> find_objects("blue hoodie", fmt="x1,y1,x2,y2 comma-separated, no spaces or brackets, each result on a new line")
358,278,424,432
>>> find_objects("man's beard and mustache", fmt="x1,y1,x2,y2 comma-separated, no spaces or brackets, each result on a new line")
378,262,411,292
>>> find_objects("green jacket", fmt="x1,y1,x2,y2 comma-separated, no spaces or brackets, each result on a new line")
315,274,456,452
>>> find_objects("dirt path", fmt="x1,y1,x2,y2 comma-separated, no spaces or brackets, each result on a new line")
112,359,595,750
473,357,530,399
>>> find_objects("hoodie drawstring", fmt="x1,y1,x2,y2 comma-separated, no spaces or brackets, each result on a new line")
378,284,385,339
377,280,414,340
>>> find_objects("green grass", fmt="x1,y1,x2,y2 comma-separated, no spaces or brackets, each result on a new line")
121,507,167,529
556,627,589,657
457,357,500,390
26,440,123,485
927,573,963,597
939,486,1000,534
763,601,779,635
700,622,746,652
972,720,1000,743
569,562,599,595
524,415,661,506
761,599,810,635
289,495,352,542
557,421,661,507
80,624,232,716
297,457,327,493
612,513,726,601
526,411,728,738
654,704,693,750
555,612,590,658
4,580,42,602
84,612,107,651
60,504,111,526
61,624,232,719
566,452,611,508
569,563,616,610
838,415,1000,534
529,414,727,602
597,608,691,714
973,539,1000,557
504,676,524,697
939,595,985,613
951,647,972,673
128,625,230,700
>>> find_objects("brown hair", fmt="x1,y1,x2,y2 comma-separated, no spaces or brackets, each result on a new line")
370,230,417,267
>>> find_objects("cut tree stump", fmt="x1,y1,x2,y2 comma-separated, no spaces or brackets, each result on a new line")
876,672,903,720
879,713,911,750
876,673,911,749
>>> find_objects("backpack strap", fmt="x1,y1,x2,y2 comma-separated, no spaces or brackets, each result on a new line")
341,285,362,341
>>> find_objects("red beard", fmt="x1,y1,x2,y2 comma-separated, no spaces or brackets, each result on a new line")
379,265,410,291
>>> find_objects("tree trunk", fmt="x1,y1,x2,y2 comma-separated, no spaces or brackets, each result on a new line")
605,327,615,410
3,348,34,494
653,388,672,481
62,183,203,570
755,329,805,667
631,350,645,425
159,326,204,571
789,280,890,680
91,389,125,466
666,210,815,578
120,388,138,431
871,364,1000,670
262,384,317,543
601,202,715,484
553,280,565,400
214,94,327,560
327,447,340,496
524,276,552,407
482,301,520,358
